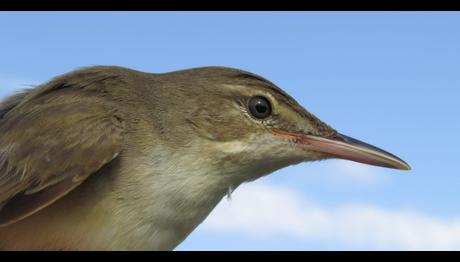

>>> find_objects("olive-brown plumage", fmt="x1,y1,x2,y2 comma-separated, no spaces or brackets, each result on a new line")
0,66,409,250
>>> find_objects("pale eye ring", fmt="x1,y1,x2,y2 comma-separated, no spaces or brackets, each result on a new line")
248,96,272,119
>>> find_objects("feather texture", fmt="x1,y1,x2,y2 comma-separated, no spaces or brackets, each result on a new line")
0,72,124,226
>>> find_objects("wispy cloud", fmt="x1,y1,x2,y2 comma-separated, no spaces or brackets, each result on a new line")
310,160,388,186
0,76,35,98
274,159,389,189
201,182,460,250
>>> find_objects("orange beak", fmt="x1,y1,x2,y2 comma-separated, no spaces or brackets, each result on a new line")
271,129,411,170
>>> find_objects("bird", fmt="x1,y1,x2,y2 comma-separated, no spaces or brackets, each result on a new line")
0,66,410,250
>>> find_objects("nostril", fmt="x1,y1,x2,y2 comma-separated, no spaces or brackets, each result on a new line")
330,132,346,142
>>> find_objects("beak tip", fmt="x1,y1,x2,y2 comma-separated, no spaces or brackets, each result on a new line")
386,158,411,171
399,162,412,171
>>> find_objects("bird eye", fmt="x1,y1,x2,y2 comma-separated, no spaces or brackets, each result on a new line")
248,96,272,119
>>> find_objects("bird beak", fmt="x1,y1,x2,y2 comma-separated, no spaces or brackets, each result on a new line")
271,129,411,170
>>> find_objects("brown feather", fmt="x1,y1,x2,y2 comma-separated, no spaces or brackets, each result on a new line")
0,73,125,226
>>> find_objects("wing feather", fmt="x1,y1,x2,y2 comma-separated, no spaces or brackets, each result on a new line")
0,73,125,226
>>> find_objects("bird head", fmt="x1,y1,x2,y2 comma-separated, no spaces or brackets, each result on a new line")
154,67,410,184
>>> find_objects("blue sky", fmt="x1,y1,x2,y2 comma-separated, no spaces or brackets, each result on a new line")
0,12,459,250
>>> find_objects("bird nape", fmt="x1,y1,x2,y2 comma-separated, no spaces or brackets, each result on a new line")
0,65,410,250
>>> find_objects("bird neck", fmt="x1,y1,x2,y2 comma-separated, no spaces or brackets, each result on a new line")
109,143,241,250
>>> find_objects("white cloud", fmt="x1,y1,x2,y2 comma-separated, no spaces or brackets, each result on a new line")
201,182,460,250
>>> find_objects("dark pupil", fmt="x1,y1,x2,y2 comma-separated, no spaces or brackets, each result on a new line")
255,103,267,114
249,96,271,119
